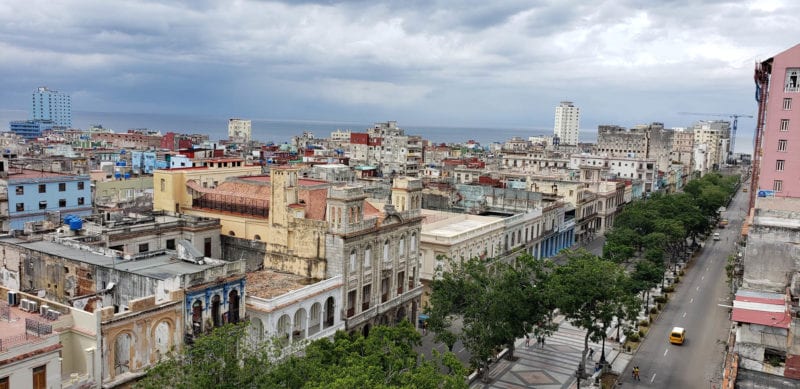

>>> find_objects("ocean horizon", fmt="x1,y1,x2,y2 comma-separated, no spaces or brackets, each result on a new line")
1,109,754,153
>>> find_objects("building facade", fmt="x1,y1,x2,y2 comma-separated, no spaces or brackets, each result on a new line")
228,118,252,143
554,101,580,146
753,43,800,197
9,120,54,140
2,168,92,232
32,87,71,128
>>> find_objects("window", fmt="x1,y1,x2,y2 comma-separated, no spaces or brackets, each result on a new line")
776,160,785,171
398,236,405,255
15,186,23,195
774,180,783,192
0,376,8,389
160,179,166,192
58,183,66,191
778,139,788,151
139,243,149,252
78,181,84,190
349,250,357,272
15,203,23,212
166,239,176,250
38,184,46,193
78,197,85,205
364,246,372,268
32,365,46,389
59,199,66,207
39,201,47,210
383,240,390,261
784,98,792,110
780,119,790,132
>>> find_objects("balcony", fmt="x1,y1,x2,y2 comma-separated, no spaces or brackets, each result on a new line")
362,302,370,311
346,307,355,317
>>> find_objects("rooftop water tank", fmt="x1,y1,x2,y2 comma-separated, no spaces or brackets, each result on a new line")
63,215,83,231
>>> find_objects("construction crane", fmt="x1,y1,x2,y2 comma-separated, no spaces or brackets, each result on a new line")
679,112,754,164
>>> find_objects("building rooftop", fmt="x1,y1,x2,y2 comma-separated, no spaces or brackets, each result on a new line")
5,169,84,181
245,270,318,299
731,290,791,329
421,210,503,239
0,237,224,280
0,303,60,352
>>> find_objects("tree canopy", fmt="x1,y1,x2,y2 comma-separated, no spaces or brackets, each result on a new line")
136,321,467,389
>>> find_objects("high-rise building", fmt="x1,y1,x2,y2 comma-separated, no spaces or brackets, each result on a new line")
752,43,800,199
31,87,71,127
553,101,580,145
228,118,252,143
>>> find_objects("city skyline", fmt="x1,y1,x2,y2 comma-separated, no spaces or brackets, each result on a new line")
1,1,798,142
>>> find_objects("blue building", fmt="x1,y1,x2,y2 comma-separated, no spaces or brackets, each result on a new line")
32,86,71,127
4,169,92,231
9,120,54,139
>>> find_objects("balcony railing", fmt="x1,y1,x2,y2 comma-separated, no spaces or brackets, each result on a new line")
346,307,355,317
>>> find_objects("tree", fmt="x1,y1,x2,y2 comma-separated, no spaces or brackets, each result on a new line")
426,254,552,382
137,321,466,389
547,250,639,378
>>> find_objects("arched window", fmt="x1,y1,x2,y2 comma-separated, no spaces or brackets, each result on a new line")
254,234,261,241
114,333,132,375
364,246,372,268
410,233,417,252
229,231,236,236
398,236,405,256
383,240,390,261
153,321,171,359
349,250,357,272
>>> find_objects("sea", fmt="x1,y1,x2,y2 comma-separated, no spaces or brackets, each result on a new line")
1,109,754,153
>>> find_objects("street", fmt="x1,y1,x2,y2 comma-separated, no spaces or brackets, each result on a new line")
622,186,746,388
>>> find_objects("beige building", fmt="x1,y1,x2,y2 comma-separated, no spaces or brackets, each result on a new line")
158,164,424,334
692,120,730,173
153,158,262,213
671,128,694,167
228,118,252,143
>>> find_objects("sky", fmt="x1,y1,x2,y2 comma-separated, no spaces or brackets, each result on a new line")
1,0,799,150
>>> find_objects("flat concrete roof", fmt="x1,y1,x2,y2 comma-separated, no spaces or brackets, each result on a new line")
421,210,503,238
0,237,221,280
246,270,317,299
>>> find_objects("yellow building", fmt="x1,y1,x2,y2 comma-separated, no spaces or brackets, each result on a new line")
153,158,262,213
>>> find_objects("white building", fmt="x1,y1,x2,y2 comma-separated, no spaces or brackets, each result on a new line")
228,118,252,143
692,120,730,172
246,273,345,352
554,101,580,146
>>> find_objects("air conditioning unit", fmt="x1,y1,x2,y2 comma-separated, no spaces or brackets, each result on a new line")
7,290,19,306
28,301,38,314
39,305,50,316
19,299,31,312
47,309,60,320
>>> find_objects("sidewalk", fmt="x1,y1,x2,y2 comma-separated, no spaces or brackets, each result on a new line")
470,315,632,388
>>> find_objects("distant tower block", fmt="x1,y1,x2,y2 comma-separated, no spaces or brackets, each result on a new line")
228,118,252,143
554,101,580,145
32,86,71,127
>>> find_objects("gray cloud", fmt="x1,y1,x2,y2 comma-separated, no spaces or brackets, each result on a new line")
0,0,798,136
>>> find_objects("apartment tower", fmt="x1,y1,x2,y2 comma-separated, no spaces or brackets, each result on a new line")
554,101,580,146
32,86,71,127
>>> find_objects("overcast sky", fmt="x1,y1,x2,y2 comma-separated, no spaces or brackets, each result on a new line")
1,0,798,140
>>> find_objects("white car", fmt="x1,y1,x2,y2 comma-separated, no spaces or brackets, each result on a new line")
713,233,721,241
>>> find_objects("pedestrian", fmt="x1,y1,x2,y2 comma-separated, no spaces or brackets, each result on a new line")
525,334,530,347
634,366,640,381
588,348,594,360
422,321,428,336
541,336,545,348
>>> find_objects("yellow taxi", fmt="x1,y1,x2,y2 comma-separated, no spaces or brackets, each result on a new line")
669,327,686,345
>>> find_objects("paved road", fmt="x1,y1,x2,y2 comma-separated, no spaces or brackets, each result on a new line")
622,187,746,388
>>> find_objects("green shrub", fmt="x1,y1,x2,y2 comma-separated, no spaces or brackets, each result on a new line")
628,333,640,342
674,277,680,284
650,307,658,314
639,320,649,327
663,286,675,293
639,329,646,338
658,303,663,310
654,296,668,304
679,270,685,276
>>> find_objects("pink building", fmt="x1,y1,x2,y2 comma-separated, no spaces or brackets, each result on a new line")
752,43,800,203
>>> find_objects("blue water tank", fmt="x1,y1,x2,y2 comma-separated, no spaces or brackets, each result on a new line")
115,161,126,166
64,215,83,231
124,172,131,179
114,172,121,179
